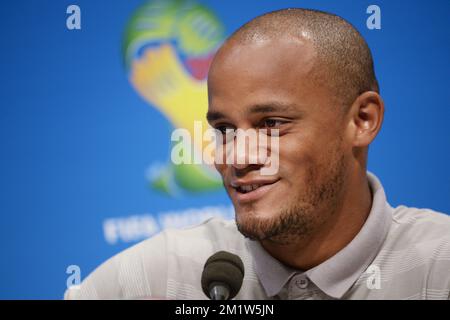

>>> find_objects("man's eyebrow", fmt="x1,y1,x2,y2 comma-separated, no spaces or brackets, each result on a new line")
206,110,226,122
249,102,300,114
206,102,301,122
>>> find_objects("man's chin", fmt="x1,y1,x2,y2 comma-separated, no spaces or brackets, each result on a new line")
234,203,279,222
234,208,281,240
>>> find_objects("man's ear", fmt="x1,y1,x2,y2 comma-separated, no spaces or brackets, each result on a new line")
347,91,384,147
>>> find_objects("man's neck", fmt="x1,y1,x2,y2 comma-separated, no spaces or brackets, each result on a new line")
260,171,373,271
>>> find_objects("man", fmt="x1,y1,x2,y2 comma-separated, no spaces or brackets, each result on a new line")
65,8,450,300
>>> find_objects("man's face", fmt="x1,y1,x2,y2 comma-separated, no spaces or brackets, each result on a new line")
207,37,351,244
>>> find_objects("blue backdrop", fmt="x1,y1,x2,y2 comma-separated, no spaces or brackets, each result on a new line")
0,0,448,299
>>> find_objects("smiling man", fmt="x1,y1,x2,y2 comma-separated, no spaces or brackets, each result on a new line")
65,8,450,300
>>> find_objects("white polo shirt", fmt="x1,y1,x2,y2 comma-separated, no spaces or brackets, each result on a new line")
65,172,450,300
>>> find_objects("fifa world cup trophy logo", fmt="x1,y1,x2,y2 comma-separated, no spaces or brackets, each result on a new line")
123,0,226,194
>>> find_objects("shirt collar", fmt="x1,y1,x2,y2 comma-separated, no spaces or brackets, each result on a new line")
246,172,393,299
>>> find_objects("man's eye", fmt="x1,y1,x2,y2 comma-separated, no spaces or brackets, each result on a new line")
263,119,285,128
214,126,236,143
215,126,234,134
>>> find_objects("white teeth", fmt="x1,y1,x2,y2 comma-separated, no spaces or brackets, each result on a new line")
239,184,262,193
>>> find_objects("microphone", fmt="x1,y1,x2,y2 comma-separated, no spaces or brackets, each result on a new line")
201,251,245,300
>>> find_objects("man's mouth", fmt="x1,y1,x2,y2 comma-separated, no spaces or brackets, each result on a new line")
235,184,268,193
230,179,280,202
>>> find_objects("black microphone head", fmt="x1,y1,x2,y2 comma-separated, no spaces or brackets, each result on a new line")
201,251,245,300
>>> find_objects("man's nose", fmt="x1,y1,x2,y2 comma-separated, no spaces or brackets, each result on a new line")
228,129,268,170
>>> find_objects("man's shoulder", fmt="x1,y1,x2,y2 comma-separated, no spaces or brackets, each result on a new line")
162,217,244,246
374,206,450,298
392,205,450,233
65,217,248,299
165,216,241,239
102,216,243,268
387,205,450,252
128,217,247,260
155,216,249,264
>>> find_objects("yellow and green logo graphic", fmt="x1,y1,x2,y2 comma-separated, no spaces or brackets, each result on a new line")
123,0,225,194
